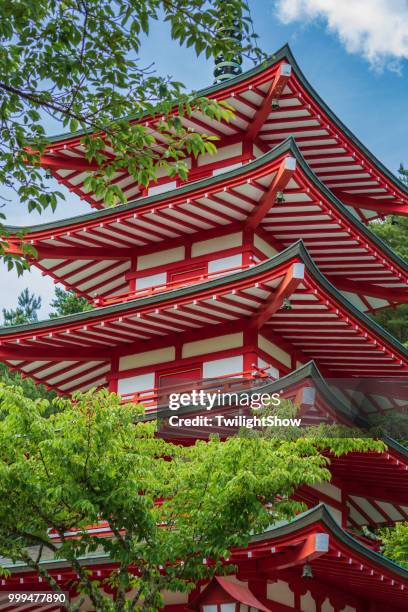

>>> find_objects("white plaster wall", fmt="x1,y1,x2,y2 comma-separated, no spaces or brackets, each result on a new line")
254,234,277,258
197,142,242,166
321,598,334,612
312,481,342,502
324,505,343,526
182,332,243,359
267,580,294,607
301,590,316,612
135,272,166,290
148,181,177,196
208,254,243,274
118,372,154,395
258,335,291,368
137,246,185,271
213,162,242,176
192,232,242,257
203,355,243,379
119,346,175,371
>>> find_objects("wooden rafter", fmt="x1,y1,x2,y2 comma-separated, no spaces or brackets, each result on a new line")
332,189,408,216
246,156,296,229
331,277,408,303
245,62,292,141
251,262,305,329
259,532,329,571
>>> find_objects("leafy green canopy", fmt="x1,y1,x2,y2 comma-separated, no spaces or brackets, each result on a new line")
381,522,408,569
0,0,264,273
0,386,383,611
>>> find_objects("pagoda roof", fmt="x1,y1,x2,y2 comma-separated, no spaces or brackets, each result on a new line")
2,504,407,610
1,242,407,394
39,44,408,219
241,503,408,609
8,140,408,312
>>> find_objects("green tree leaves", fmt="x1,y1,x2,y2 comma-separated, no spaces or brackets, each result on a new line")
0,0,263,270
0,386,381,610
381,522,408,568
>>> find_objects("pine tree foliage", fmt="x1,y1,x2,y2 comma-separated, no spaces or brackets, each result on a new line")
49,287,92,318
2,287,41,326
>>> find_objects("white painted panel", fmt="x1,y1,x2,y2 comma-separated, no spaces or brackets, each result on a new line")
203,355,243,379
119,346,175,371
198,142,242,166
258,335,291,368
301,590,316,612
267,580,294,607
137,246,185,271
183,332,243,358
324,505,343,526
212,162,242,176
136,272,166,290
208,254,242,274
192,232,242,257
148,181,177,196
254,234,277,258
312,481,342,502
322,599,334,612
118,372,154,395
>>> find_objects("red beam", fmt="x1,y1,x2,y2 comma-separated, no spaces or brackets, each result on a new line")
246,62,292,141
332,189,408,216
246,156,296,229
259,532,329,571
251,262,305,329
40,154,98,171
330,277,408,303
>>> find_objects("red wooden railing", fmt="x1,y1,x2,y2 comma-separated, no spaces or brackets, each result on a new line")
94,263,253,307
121,366,272,412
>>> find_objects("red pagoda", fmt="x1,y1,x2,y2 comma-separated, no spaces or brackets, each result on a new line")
1,45,408,611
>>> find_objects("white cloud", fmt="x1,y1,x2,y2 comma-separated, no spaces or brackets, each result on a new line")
274,0,408,70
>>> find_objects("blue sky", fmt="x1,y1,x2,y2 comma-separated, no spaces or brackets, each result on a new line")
2,0,408,318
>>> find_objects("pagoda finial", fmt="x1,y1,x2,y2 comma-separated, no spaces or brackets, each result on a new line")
213,1,243,83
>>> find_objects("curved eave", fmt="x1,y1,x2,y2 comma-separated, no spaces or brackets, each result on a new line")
7,140,408,273
42,43,408,208
3,504,407,588
6,139,408,314
1,240,407,362
251,503,408,581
